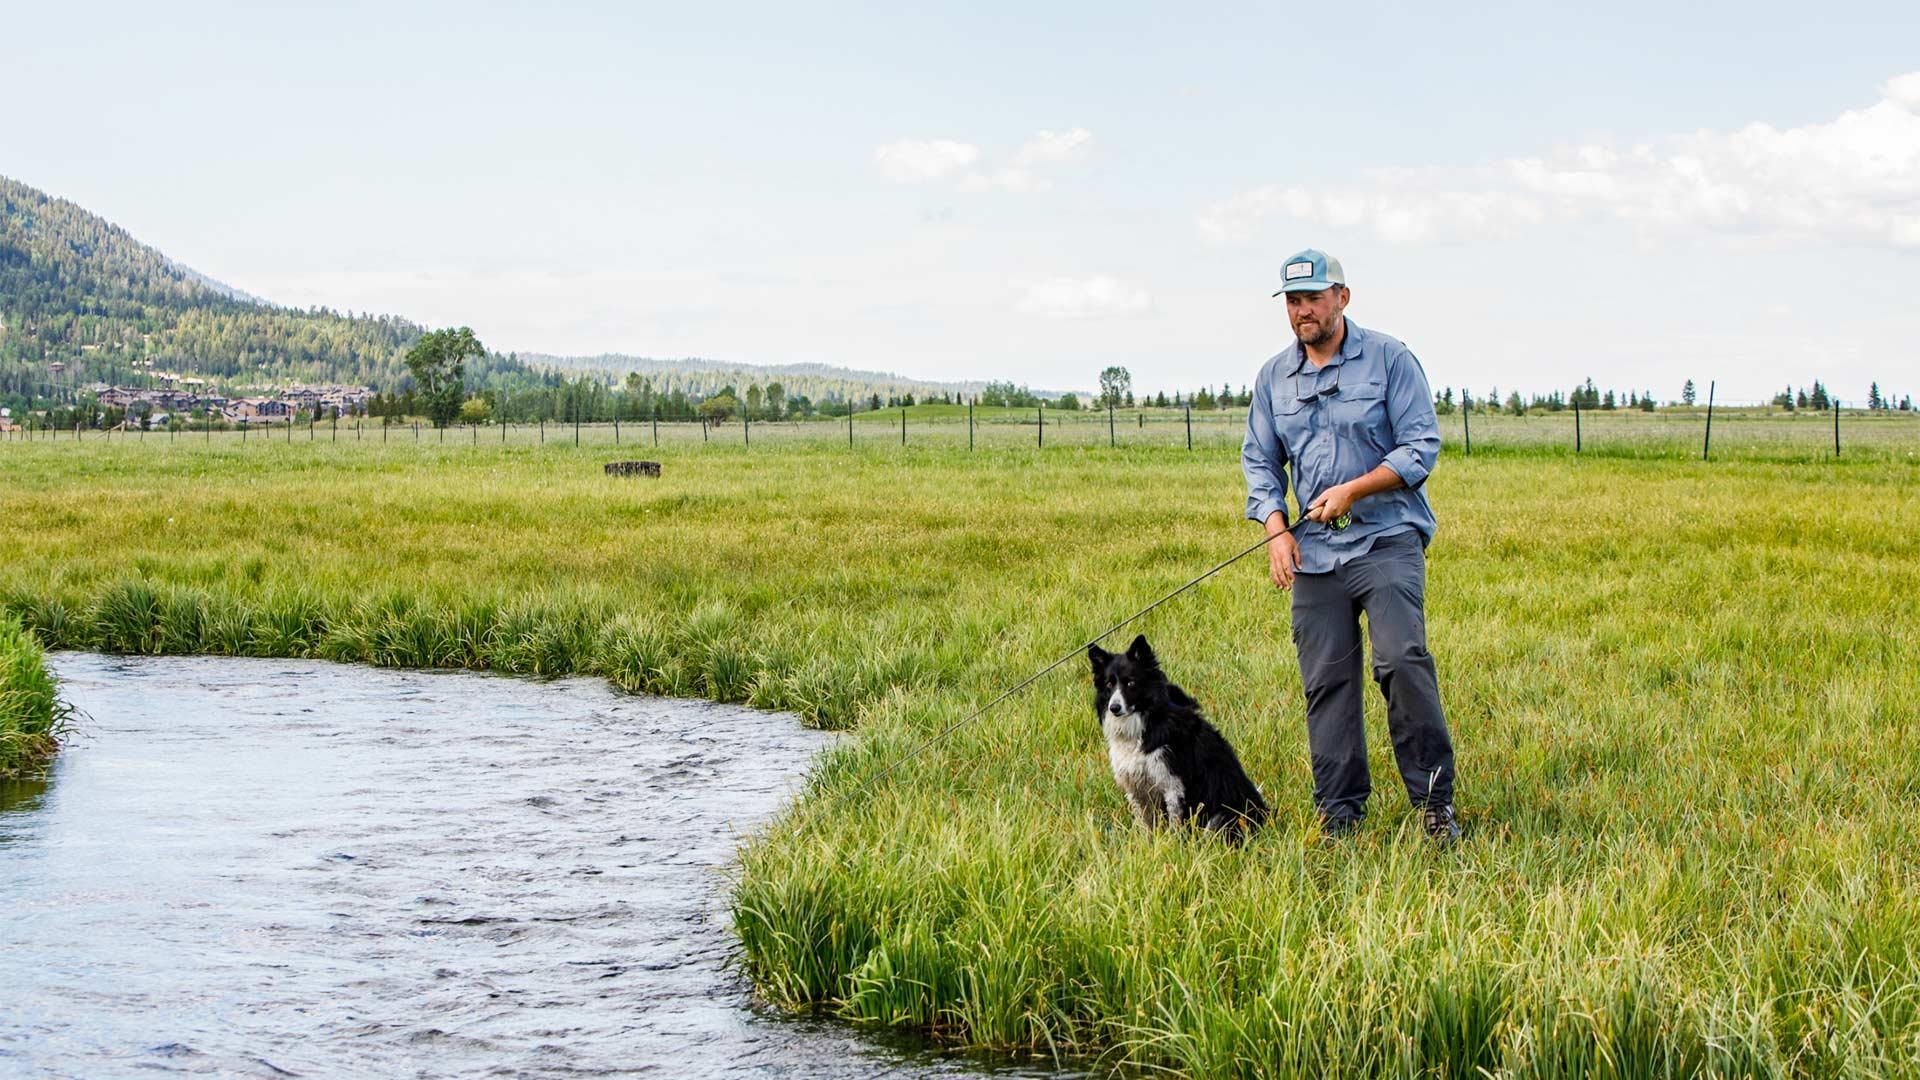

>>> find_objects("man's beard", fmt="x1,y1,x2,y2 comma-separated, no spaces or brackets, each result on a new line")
1294,317,1336,347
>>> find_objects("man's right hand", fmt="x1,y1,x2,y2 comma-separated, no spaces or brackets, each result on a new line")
1265,512,1300,590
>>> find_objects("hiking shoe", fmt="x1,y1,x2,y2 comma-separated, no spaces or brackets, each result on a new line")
1422,804,1461,845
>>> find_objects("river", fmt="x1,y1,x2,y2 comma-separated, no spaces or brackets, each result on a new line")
0,654,1079,1079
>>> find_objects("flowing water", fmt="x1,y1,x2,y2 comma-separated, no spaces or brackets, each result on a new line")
0,654,1079,1079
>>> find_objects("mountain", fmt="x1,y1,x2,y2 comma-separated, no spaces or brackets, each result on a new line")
0,173,441,395
0,174,1060,409
516,353,1051,406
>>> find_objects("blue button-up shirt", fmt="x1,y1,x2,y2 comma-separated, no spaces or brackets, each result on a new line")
1242,318,1441,573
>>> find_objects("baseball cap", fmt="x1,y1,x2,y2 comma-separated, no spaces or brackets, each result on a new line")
1272,249,1346,295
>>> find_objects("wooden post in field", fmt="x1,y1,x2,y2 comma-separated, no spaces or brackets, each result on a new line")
615,415,620,444
901,406,906,446
472,423,477,445
288,417,293,443
1186,404,1192,450
1834,397,1841,457
575,411,581,447
332,413,337,441
1703,381,1715,461
1037,405,1044,448
968,398,974,451
653,408,658,447
1574,399,1582,453
743,410,749,447
1138,411,1143,430
1109,404,1115,447
541,418,546,444
1462,393,1472,455
847,401,854,447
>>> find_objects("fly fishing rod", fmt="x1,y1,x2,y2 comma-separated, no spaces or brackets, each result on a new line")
807,508,1352,820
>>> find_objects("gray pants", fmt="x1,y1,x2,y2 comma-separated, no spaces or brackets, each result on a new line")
1290,529,1455,823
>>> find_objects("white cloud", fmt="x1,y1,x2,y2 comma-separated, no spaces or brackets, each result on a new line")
873,139,979,183
1015,274,1151,319
1198,71,1920,249
1011,127,1094,166
876,128,1094,192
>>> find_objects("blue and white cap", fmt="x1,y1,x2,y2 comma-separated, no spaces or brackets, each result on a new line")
1272,248,1346,295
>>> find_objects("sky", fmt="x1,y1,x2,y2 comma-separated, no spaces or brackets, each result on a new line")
7,0,1919,402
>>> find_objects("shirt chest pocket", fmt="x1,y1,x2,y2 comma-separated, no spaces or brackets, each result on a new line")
1272,395,1312,458
1331,375,1388,453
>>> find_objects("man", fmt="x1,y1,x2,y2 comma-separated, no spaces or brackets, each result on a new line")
1240,249,1460,842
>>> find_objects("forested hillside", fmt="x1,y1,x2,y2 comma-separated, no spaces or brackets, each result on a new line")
522,353,1024,407
0,174,442,394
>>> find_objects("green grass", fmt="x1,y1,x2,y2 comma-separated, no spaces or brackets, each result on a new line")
2,433,1918,1077
0,611,68,777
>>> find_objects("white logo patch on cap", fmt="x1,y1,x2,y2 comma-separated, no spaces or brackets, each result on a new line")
1285,261,1315,280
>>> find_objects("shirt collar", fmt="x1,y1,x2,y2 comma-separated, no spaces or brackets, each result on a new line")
1284,317,1363,376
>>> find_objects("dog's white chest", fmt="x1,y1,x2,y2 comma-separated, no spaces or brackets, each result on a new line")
1105,725,1185,823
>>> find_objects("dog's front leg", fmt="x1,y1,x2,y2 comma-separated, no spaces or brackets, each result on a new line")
1126,792,1157,829
1162,790,1186,826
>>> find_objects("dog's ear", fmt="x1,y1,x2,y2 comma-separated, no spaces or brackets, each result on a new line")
1087,643,1111,672
1126,634,1155,664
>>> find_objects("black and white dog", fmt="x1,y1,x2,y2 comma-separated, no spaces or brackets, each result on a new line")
1088,634,1268,837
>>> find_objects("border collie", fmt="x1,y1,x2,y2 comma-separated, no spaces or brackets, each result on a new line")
1088,634,1268,837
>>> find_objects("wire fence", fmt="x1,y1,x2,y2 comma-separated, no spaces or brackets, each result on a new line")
5,400,1918,463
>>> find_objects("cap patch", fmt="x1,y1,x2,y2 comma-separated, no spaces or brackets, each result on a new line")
1285,261,1315,280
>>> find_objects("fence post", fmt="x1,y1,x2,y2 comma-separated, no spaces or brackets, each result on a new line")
1186,404,1192,450
1461,393,1472,455
968,398,974,451
1037,405,1043,448
1834,397,1841,457
333,413,337,441
901,406,906,446
289,417,294,443
848,402,854,447
1703,380,1715,461
653,409,659,447
615,415,620,444
701,417,708,443
1574,399,1581,453
539,418,544,444
743,410,749,447
1109,404,1115,447
575,411,581,447
472,423,477,445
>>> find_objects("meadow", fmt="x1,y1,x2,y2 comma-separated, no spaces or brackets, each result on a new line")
2,414,1918,1078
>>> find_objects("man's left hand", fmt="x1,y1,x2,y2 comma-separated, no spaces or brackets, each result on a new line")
1306,484,1355,523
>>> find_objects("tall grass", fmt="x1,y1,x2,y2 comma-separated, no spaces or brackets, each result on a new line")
2,434,1917,1077
0,612,70,777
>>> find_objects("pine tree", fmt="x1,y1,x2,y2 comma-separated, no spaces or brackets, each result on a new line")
1682,379,1696,406
1868,382,1883,410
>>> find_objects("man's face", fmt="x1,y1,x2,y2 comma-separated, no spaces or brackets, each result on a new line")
1285,285,1349,347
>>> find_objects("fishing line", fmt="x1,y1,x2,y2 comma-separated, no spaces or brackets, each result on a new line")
799,509,1352,826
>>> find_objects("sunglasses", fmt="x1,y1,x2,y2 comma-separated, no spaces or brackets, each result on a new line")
1293,367,1340,404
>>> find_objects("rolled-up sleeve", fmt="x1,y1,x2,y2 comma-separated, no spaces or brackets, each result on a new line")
1381,346,1441,490
1242,368,1290,524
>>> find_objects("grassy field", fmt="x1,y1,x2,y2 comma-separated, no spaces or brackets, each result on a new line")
2,430,1918,1077
0,612,67,777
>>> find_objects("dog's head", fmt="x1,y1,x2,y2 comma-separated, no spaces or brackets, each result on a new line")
1087,634,1168,725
